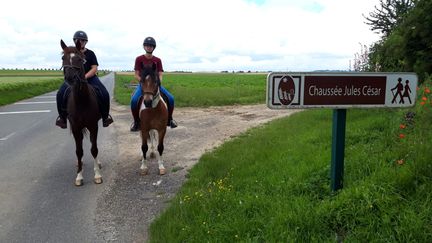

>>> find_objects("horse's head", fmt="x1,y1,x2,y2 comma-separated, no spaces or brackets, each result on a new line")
140,63,160,108
60,39,86,86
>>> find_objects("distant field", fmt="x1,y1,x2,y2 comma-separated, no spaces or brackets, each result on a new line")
0,69,110,106
115,72,268,107
0,70,63,106
0,69,63,77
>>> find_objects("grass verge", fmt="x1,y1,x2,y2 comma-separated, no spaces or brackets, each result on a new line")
148,78,432,242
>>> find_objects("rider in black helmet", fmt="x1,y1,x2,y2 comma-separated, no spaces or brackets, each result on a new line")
130,36,178,131
56,30,114,129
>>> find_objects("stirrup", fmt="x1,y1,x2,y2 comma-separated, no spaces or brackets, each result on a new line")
103,114,114,127
169,119,178,129
56,116,67,129
130,121,140,132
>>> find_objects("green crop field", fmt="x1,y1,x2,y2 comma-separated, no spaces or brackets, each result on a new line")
115,72,268,107
0,69,63,77
0,70,63,106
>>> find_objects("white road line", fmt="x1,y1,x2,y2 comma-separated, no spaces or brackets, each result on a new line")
36,96,56,98
0,132,15,141
0,110,51,115
15,101,56,105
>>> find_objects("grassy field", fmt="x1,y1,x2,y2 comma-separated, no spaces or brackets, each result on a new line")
0,70,109,106
115,72,267,107
0,73,63,106
148,78,432,242
0,69,63,76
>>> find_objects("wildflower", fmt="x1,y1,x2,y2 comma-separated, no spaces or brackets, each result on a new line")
422,96,427,101
425,88,431,94
397,159,404,165
420,101,426,105
399,124,406,129
399,133,405,139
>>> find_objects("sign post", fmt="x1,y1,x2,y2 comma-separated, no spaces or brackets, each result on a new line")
267,72,418,191
331,109,346,191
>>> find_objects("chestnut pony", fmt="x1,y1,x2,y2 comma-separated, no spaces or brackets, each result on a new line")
138,63,169,175
60,39,103,186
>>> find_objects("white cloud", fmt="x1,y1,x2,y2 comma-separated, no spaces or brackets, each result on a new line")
0,0,381,71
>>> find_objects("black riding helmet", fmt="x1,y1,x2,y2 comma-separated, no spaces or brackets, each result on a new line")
73,30,88,41
143,37,156,47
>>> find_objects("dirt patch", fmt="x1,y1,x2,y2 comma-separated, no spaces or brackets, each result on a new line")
95,103,299,242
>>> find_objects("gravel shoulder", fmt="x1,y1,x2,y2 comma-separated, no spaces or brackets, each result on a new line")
95,102,299,242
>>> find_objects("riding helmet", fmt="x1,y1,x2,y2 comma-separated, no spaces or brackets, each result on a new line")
73,30,88,41
143,37,156,47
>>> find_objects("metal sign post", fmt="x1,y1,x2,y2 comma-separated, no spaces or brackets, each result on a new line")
331,109,346,191
267,72,418,191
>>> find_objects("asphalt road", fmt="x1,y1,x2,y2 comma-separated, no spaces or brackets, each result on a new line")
0,73,118,242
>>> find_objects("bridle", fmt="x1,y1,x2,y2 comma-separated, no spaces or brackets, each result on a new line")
140,72,161,108
61,49,87,85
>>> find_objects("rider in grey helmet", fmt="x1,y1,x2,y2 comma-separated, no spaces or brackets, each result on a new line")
56,30,114,128
130,36,178,131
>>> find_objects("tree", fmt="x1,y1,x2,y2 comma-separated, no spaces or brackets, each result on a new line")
364,0,415,37
351,43,371,71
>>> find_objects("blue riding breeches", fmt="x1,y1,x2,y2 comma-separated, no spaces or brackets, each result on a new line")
56,76,110,119
130,85,174,116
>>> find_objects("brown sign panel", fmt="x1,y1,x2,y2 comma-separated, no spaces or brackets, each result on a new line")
267,72,418,109
304,76,386,105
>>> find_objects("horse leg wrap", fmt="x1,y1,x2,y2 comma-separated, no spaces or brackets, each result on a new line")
141,144,149,159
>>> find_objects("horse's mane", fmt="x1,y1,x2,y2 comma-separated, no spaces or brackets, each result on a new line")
140,64,160,85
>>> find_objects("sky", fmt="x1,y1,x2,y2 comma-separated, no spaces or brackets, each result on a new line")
0,0,382,72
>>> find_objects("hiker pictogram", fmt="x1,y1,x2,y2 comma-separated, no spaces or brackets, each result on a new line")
391,78,412,104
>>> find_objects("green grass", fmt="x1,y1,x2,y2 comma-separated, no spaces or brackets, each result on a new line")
0,69,62,77
114,72,267,106
0,69,109,106
0,76,63,106
148,78,432,242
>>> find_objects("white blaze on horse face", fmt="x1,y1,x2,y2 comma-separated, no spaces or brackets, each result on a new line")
69,53,76,65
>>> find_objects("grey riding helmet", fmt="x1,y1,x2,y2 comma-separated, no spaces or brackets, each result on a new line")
143,37,156,47
73,30,88,41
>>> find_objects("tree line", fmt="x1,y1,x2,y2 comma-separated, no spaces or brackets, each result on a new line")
355,0,431,81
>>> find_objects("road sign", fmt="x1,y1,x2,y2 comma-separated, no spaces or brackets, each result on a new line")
267,72,418,109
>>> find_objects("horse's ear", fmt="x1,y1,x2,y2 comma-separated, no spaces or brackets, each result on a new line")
61,39,67,50
152,62,157,71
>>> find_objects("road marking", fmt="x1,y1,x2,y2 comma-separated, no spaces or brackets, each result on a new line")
36,96,56,98
0,110,51,115
15,101,56,105
0,132,15,141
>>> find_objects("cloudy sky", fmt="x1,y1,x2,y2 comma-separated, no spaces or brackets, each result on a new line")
1,0,381,72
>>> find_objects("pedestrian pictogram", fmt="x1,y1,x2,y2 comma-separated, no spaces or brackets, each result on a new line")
391,78,412,104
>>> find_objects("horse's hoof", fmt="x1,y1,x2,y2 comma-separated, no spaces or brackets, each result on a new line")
140,168,149,175
94,177,103,184
75,179,84,187
159,168,166,175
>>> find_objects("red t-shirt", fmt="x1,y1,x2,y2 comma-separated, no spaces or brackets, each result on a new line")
134,55,163,75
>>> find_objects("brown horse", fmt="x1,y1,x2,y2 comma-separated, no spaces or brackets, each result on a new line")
139,63,169,175
60,39,103,186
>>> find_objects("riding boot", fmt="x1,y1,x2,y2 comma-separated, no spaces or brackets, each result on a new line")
102,114,114,127
167,114,178,128
130,105,141,132
56,114,67,129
